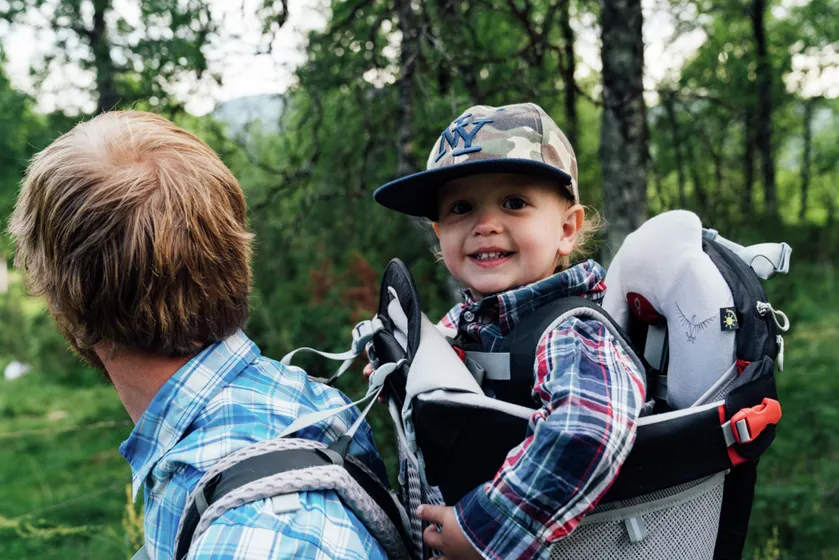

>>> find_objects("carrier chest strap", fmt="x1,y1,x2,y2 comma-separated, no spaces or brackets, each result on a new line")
463,351,511,382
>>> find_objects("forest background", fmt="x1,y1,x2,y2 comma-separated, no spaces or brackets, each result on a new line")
0,0,837,557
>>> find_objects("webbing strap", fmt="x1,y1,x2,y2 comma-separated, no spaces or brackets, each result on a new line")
703,229,791,280
280,318,385,385
277,360,402,439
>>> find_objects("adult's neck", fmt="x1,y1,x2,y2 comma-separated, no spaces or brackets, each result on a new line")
96,345,198,423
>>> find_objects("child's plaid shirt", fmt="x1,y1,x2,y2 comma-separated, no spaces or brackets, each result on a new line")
438,260,646,560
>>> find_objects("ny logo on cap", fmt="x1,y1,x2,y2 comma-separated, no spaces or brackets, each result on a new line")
434,113,494,163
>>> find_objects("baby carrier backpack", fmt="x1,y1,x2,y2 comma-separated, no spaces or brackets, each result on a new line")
164,210,790,560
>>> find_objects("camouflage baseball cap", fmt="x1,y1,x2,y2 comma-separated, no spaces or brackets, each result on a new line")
373,102,578,220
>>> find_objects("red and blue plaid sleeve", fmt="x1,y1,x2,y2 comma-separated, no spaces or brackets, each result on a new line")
454,317,646,559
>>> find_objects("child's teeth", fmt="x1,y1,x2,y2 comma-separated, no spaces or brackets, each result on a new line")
476,252,505,260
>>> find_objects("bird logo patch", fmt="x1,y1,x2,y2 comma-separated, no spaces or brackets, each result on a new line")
675,302,715,343
720,307,739,331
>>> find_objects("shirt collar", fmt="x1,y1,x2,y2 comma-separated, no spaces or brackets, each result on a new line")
119,329,260,498
459,259,606,335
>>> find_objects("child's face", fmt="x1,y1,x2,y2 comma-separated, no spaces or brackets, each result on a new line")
433,173,583,299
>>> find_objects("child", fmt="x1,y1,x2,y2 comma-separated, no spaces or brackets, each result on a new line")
369,103,646,559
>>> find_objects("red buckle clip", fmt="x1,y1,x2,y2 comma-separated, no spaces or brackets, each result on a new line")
730,398,782,444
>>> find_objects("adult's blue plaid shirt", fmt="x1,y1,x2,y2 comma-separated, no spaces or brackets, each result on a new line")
120,329,389,559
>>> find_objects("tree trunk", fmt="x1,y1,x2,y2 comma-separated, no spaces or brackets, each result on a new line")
800,98,814,221
560,0,578,147
750,0,776,217
396,0,418,177
599,0,648,263
742,106,755,215
663,92,687,208
690,142,709,214
397,0,461,298
91,0,118,113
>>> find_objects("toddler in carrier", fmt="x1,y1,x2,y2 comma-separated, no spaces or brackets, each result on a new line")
366,102,646,559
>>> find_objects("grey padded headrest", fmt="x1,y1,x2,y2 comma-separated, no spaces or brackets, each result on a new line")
602,211,736,409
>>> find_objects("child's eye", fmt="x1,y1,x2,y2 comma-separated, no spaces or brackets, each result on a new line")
503,197,528,210
450,201,473,215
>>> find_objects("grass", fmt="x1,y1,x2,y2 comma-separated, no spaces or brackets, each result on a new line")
0,265,836,558
0,375,136,559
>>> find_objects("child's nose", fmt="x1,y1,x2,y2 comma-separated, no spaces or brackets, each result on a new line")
472,209,503,236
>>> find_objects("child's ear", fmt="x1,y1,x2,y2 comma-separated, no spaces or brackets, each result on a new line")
558,204,585,257
432,223,441,239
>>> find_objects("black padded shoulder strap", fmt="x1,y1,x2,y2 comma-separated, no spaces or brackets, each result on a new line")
500,296,642,380
175,436,409,560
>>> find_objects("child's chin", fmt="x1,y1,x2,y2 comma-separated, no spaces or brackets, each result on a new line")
470,278,517,296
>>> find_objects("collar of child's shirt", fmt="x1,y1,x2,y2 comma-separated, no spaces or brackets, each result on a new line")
449,259,607,337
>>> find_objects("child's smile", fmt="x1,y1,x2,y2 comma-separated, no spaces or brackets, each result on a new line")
469,247,515,267
433,173,583,299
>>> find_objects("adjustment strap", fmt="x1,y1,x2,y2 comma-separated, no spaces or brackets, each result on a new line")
703,229,791,279
280,318,384,384
277,360,403,439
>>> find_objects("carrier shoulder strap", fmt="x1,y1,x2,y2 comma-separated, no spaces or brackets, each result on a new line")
500,296,649,381
173,437,411,560
453,296,650,408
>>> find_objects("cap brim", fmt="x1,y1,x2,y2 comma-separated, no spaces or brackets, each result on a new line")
373,158,574,220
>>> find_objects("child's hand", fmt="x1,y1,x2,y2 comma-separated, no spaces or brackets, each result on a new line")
417,505,483,560
363,362,375,378
362,362,386,403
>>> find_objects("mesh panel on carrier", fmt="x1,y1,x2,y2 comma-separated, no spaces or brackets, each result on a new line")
547,473,725,560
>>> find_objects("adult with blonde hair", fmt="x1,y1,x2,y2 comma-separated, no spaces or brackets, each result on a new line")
9,111,389,559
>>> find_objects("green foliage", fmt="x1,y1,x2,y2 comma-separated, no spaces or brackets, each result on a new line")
0,270,103,387
743,265,839,559
1,0,219,113
0,0,838,556
0,375,132,559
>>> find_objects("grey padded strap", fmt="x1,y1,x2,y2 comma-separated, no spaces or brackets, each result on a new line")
173,438,412,560
131,546,150,560
703,229,791,279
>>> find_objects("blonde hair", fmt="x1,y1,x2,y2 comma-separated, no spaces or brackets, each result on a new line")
556,204,604,271
9,111,253,366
